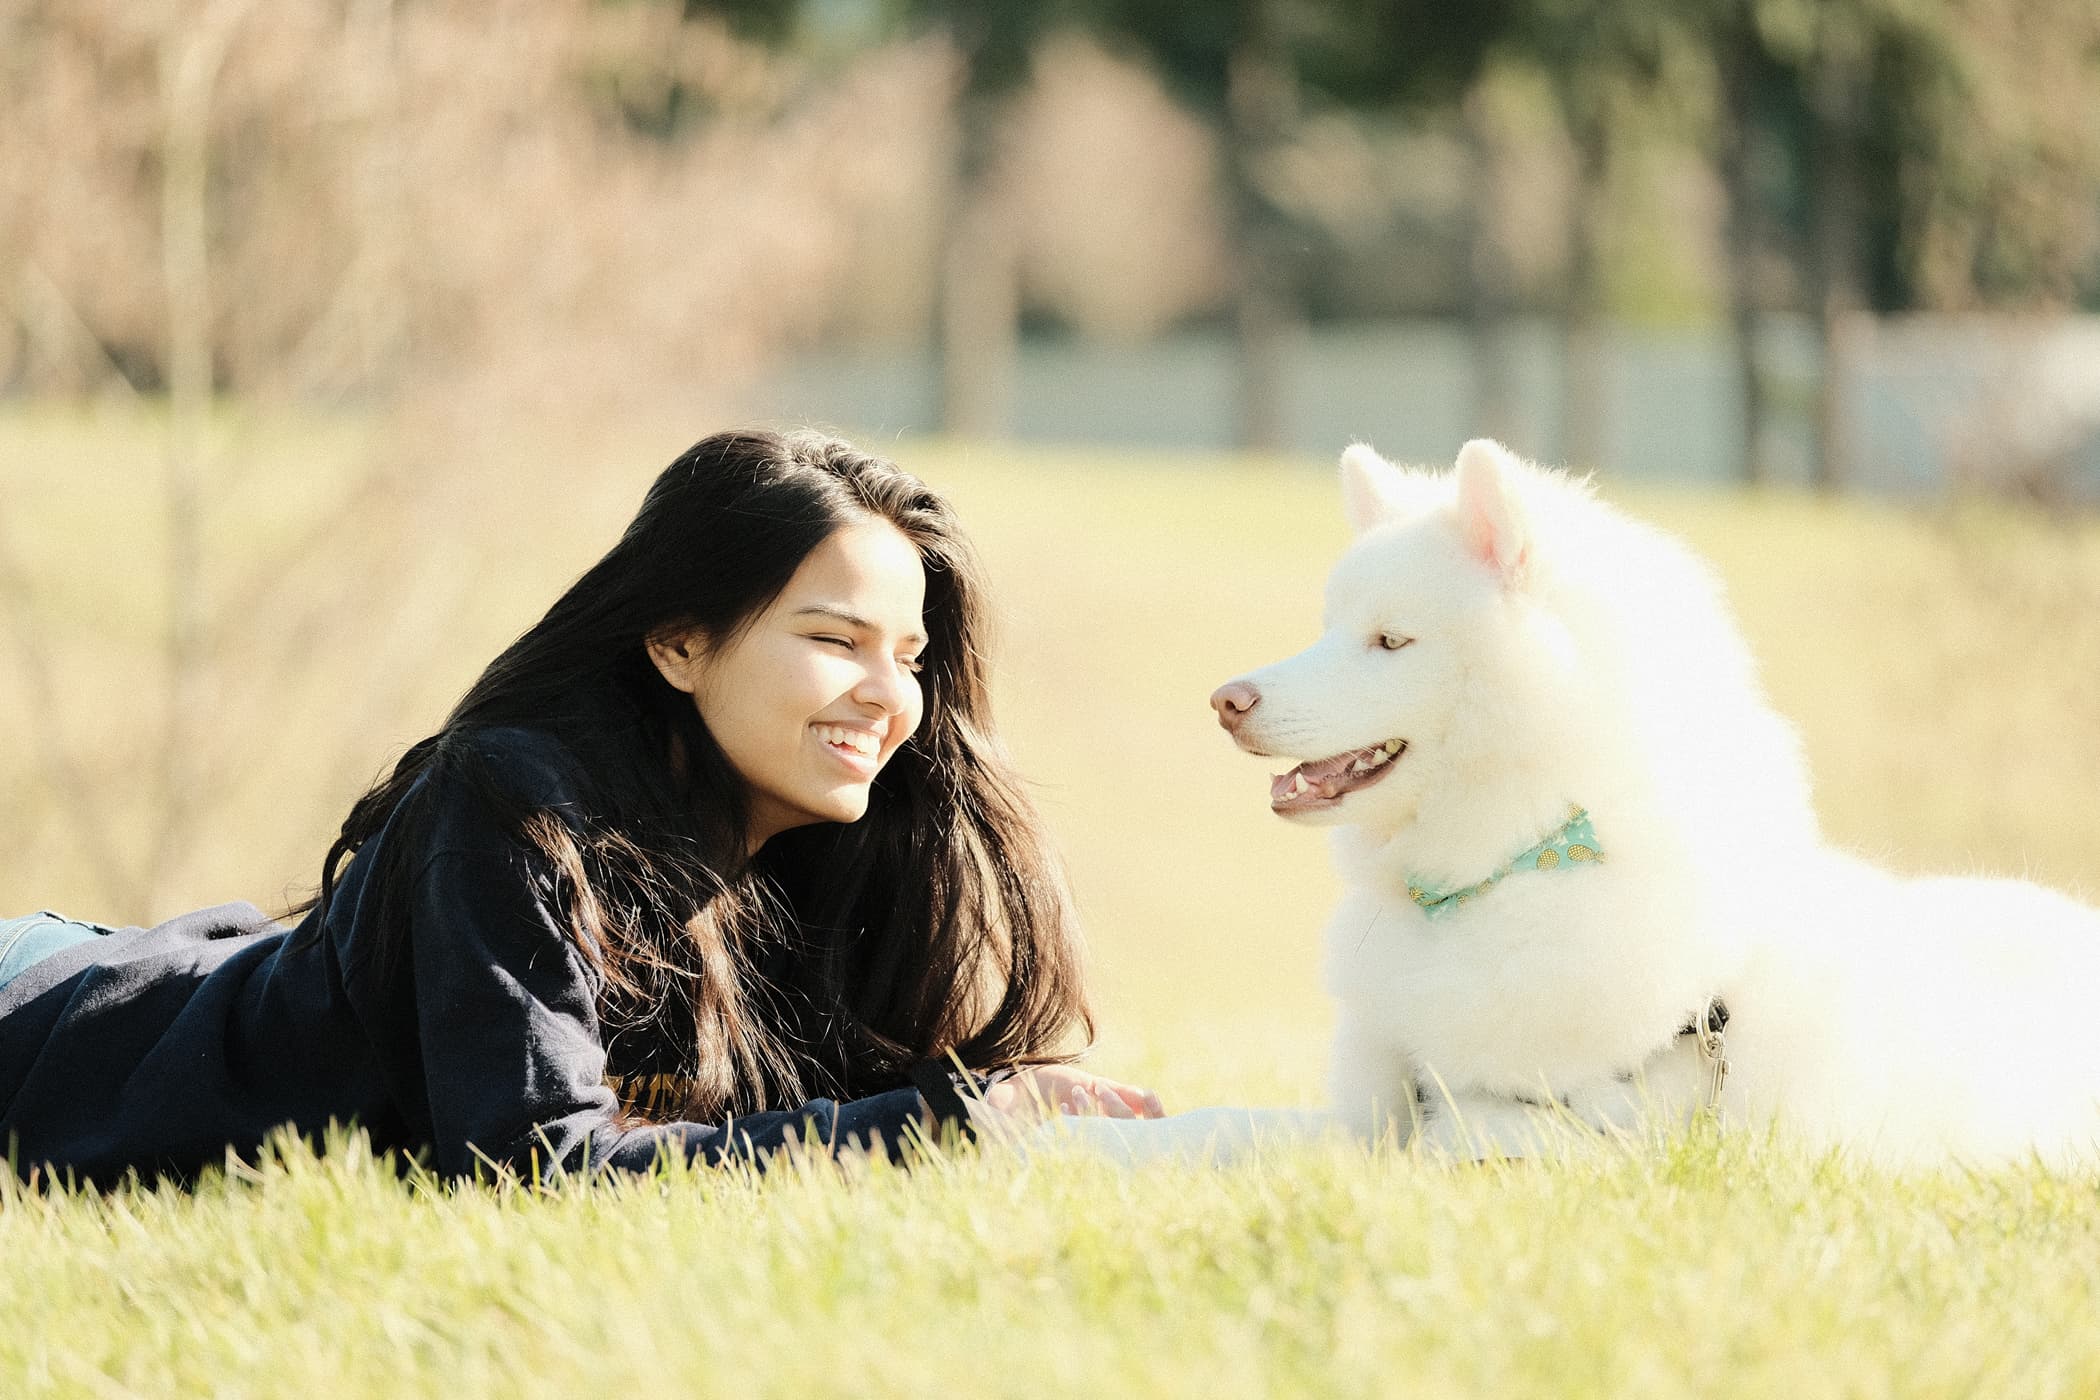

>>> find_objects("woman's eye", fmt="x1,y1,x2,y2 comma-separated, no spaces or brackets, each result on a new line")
899,656,925,675
1377,632,1414,651
814,635,853,650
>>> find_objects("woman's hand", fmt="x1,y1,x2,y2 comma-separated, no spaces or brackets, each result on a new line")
918,1064,1167,1141
981,1066,1165,1123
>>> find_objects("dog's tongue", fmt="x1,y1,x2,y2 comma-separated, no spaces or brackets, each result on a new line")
1271,747,1378,804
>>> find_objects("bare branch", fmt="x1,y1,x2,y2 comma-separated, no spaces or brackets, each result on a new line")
143,0,262,912
12,262,146,402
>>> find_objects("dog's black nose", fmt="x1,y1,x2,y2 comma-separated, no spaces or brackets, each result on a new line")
1210,681,1261,733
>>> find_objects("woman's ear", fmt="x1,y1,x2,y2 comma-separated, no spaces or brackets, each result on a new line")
645,628,707,695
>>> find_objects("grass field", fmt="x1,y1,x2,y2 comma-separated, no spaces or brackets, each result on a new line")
3,407,2100,1396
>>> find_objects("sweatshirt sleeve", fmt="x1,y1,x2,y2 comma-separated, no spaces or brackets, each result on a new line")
406,846,928,1180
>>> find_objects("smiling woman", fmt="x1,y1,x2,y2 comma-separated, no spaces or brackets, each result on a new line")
646,519,931,851
0,429,1160,1187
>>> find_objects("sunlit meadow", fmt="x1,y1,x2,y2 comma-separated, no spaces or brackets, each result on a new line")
3,407,2098,1397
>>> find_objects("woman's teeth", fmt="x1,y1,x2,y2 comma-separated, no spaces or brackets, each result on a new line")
815,724,879,757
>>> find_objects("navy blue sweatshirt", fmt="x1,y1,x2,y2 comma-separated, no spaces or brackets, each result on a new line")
0,727,933,1186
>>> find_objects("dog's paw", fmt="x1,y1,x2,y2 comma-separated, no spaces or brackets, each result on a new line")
1413,1091,1619,1163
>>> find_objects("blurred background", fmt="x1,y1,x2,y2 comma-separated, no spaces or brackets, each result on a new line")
3,0,2099,1103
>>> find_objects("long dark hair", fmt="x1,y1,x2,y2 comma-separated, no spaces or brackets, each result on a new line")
292,429,1093,1118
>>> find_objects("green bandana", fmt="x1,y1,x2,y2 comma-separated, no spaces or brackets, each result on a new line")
1408,805,1602,920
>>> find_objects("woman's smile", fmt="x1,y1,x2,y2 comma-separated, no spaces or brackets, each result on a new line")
812,721,885,775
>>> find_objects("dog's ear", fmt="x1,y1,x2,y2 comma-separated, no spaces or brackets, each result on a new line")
1339,443,1419,534
1454,438,1532,585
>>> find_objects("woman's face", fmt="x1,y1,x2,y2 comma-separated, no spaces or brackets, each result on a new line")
650,518,928,851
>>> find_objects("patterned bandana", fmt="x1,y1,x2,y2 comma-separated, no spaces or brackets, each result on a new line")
1407,805,1602,920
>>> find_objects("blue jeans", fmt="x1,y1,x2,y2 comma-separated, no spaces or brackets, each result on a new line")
0,912,112,993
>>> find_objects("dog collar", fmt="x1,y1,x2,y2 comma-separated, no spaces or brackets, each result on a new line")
1407,805,1602,919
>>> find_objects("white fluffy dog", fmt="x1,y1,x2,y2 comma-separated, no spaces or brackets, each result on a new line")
1059,439,2100,1167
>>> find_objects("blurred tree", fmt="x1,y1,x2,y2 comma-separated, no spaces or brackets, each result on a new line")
1455,75,1522,447
1696,0,2100,487
1495,0,1690,473
1002,36,1229,344
153,0,261,911
681,0,799,44
1737,0,1883,490
1863,0,2100,312
898,0,1060,439
1708,0,1793,483
1090,0,1509,450
0,0,940,915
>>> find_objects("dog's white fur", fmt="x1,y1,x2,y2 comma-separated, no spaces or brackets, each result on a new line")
1049,439,2100,1167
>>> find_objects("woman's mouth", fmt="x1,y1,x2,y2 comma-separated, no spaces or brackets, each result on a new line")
1269,739,1405,812
814,722,882,772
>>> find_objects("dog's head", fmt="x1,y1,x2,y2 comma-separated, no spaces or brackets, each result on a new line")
1210,439,1590,833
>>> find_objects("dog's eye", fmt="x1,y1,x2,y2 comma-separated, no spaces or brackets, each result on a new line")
1376,632,1414,651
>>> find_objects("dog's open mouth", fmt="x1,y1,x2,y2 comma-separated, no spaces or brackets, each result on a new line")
1270,739,1406,813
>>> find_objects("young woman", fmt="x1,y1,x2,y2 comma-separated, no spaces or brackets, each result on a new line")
0,429,1161,1186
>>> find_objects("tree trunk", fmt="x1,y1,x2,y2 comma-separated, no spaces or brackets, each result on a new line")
1561,103,1612,474
1716,13,1772,485
935,87,1019,441
935,175,1018,439
1462,78,1518,447
149,0,251,915
1227,190,1290,454
1224,5,1295,454
1807,38,1867,494
280,0,406,400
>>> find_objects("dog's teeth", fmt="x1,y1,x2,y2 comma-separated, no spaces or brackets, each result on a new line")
1383,740,1402,755
1290,773,1309,795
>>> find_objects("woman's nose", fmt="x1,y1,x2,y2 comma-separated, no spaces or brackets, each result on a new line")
1209,680,1261,734
857,660,918,714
